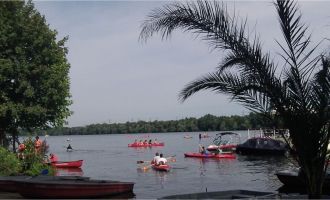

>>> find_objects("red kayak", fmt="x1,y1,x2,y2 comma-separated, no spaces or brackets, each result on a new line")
184,152,236,159
51,160,83,168
151,164,171,172
128,142,164,147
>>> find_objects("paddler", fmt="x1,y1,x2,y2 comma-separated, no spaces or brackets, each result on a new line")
67,144,73,152
49,153,59,162
156,153,167,165
152,152,160,164
199,145,207,155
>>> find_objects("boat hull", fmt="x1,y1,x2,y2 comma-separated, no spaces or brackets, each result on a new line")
51,160,83,168
235,147,286,155
152,164,171,172
235,137,288,156
184,152,236,159
276,170,330,188
0,176,31,192
15,178,134,199
0,176,89,193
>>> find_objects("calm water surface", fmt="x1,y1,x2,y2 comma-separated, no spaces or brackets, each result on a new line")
40,131,292,199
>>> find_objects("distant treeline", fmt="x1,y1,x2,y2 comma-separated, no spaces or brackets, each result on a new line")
21,113,280,136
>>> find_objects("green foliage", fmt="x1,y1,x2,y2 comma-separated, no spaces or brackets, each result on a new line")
19,113,274,136
0,0,71,146
0,147,21,176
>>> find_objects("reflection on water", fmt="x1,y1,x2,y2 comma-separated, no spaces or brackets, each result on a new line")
55,167,83,176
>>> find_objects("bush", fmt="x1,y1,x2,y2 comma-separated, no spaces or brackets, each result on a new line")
0,147,22,176
20,137,54,176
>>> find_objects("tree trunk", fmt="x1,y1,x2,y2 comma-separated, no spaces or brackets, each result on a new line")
0,129,5,147
303,165,324,199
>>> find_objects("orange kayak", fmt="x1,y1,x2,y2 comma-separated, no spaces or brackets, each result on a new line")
151,164,171,172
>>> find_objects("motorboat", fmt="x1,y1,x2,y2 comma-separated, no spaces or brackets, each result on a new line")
236,137,288,155
207,132,240,152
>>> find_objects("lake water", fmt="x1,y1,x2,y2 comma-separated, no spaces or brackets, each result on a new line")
38,131,293,199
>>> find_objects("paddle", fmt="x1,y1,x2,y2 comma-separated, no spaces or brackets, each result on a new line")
137,155,176,164
137,160,151,164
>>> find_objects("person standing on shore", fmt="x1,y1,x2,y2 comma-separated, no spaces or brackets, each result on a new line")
34,136,42,154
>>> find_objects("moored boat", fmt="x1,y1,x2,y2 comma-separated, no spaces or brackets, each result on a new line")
51,160,83,168
15,177,134,198
184,152,236,159
0,176,90,193
151,164,171,172
207,132,240,152
276,169,330,188
160,190,274,199
0,176,31,192
236,137,288,155
128,142,164,147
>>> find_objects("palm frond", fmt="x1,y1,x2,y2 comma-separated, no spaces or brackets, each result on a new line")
178,71,270,113
275,0,321,111
310,56,330,116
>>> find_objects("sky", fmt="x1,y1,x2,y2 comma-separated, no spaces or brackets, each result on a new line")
33,1,330,127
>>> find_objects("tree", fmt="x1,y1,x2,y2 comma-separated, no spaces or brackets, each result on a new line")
0,1,71,149
140,0,330,198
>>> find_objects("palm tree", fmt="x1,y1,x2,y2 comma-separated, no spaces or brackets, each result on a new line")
140,0,330,198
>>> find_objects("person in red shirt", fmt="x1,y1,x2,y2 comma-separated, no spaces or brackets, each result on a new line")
49,153,58,163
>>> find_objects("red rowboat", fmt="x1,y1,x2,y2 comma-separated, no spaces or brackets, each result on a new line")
151,164,171,172
0,176,89,193
184,152,236,159
0,176,31,192
51,160,83,168
14,177,134,198
128,142,164,147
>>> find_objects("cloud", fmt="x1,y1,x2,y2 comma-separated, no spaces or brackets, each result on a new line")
34,1,330,127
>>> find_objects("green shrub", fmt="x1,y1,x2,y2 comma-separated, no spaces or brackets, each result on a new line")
0,147,22,176
20,137,54,176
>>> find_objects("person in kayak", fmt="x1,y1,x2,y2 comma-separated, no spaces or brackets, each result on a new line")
199,145,208,155
148,139,152,144
67,144,73,152
153,138,159,144
152,152,160,164
49,153,59,162
157,153,167,165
